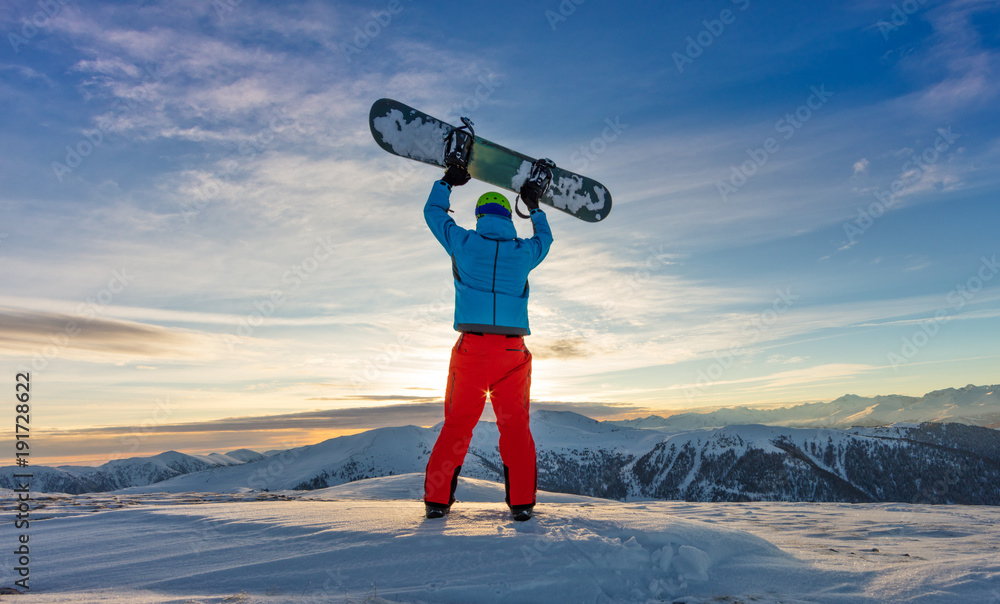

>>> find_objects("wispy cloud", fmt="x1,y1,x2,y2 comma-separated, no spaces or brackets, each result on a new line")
0,308,221,361
898,0,1000,114
45,400,650,440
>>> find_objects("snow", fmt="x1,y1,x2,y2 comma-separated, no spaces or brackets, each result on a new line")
372,108,449,163
511,159,532,190
549,174,606,214
303,473,606,504
594,185,607,221
8,473,1000,603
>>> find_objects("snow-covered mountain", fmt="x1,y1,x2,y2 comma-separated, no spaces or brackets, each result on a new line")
102,411,1000,506
613,384,1000,430
0,448,265,494
8,388,1000,505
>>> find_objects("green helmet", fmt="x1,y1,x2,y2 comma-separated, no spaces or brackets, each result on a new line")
475,192,512,219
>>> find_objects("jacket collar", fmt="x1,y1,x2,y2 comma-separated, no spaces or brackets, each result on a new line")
475,215,516,240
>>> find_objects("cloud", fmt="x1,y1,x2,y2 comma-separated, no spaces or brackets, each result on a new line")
766,354,808,365
0,307,220,361
307,394,440,403
35,399,655,465
853,158,870,175
672,363,878,394
531,338,593,360
47,399,651,438
901,0,1000,113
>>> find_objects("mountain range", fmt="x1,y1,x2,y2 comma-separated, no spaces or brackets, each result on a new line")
612,384,1000,431
4,385,998,504
3,448,265,494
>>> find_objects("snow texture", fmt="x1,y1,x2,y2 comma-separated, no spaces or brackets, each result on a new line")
549,174,606,213
511,160,532,191
372,108,449,163
6,473,1000,603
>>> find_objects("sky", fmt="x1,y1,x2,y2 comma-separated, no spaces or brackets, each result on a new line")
1,0,999,465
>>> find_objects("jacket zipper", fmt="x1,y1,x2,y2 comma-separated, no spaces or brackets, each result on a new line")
491,240,499,325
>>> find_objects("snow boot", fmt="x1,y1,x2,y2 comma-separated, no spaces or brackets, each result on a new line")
510,504,534,522
425,502,451,519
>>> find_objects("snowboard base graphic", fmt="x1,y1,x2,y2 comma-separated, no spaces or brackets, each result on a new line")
369,98,612,222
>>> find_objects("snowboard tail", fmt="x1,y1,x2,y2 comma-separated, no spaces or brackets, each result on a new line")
369,98,612,223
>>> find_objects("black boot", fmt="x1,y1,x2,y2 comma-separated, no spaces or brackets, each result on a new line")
510,504,534,522
425,502,451,519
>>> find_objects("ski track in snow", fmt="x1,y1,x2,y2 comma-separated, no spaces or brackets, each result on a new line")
5,474,1000,603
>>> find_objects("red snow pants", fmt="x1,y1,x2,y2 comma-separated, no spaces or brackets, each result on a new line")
424,332,536,507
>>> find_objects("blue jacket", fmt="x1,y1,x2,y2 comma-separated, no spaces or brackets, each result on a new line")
424,180,553,335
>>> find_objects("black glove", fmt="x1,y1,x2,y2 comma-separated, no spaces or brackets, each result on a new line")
442,165,470,187
520,181,543,211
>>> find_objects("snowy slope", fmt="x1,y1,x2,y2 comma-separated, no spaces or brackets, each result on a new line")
302,473,609,504
7,474,1000,603
614,384,1000,430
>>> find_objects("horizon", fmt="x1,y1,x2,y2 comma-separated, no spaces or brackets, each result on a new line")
3,2,999,468
31,381,998,467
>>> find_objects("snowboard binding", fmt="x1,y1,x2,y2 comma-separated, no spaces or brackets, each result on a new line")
443,117,475,169
516,158,556,219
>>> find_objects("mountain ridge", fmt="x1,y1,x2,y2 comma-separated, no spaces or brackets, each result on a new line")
613,384,1000,431
6,384,998,503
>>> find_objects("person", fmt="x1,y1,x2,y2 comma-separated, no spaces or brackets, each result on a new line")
422,163,553,521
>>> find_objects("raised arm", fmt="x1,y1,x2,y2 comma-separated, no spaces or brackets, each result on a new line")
424,166,473,254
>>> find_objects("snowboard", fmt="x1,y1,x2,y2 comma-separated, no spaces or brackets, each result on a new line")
369,98,612,222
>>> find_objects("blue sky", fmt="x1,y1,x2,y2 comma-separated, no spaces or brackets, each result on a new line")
2,0,999,464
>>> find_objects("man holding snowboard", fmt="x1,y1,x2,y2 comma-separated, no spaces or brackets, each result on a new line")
422,163,553,522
